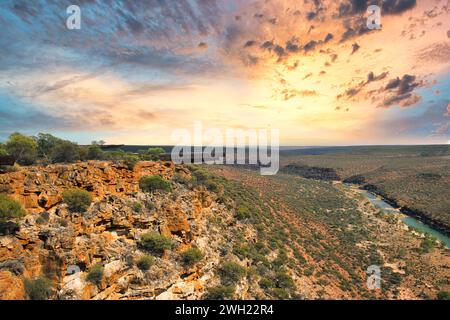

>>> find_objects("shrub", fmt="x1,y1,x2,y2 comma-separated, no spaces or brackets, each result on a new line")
0,194,26,222
133,202,143,213
36,212,50,225
259,278,275,289
139,231,173,255
181,247,204,266
420,234,436,253
236,205,251,220
86,264,104,285
136,255,155,271
275,271,295,289
172,173,191,185
62,188,92,213
148,147,166,161
124,154,139,170
205,285,235,300
437,291,450,300
270,288,290,299
5,133,38,165
24,276,53,300
139,175,172,193
218,262,246,284
192,169,210,186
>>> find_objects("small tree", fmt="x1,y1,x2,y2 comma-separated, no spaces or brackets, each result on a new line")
5,133,38,165
139,175,172,193
87,144,104,160
86,264,104,285
50,140,80,163
62,188,92,213
181,247,204,267
0,194,26,222
139,231,173,255
24,276,54,300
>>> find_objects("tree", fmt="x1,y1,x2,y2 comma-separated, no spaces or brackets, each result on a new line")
35,133,62,162
0,143,8,156
87,144,104,160
5,133,38,165
50,140,80,163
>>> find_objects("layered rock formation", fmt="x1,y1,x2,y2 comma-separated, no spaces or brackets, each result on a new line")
0,161,230,300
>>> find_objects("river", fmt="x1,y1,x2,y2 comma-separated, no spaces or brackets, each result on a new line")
359,189,450,248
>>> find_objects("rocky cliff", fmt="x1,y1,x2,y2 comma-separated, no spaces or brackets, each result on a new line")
0,161,237,300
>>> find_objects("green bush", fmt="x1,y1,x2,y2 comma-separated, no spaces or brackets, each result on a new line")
5,133,38,165
218,262,246,284
124,154,139,170
420,234,436,253
270,288,290,299
148,147,166,161
205,285,235,300
275,271,295,289
259,278,275,289
236,204,252,220
0,194,26,222
181,247,204,266
87,144,104,160
139,231,173,255
86,264,104,285
437,291,450,300
136,255,155,271
62,188,92,213
172,173,191,185
133,202,143,213
139,175,172,193
50,140,81,163
24,276,53,300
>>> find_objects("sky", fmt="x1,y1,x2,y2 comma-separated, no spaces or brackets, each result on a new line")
0,0,449,145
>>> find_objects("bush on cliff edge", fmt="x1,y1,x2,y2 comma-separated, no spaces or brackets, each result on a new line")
139,175,172,193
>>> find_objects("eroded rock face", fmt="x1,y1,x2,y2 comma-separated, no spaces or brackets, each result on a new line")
0,161,181,213
0,161,226,300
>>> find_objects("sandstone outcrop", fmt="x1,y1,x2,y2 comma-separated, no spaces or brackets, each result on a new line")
0,161,227,300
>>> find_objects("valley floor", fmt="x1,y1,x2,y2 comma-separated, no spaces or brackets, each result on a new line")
207,166,450,299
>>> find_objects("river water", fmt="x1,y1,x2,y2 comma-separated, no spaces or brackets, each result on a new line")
360,190,450,249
